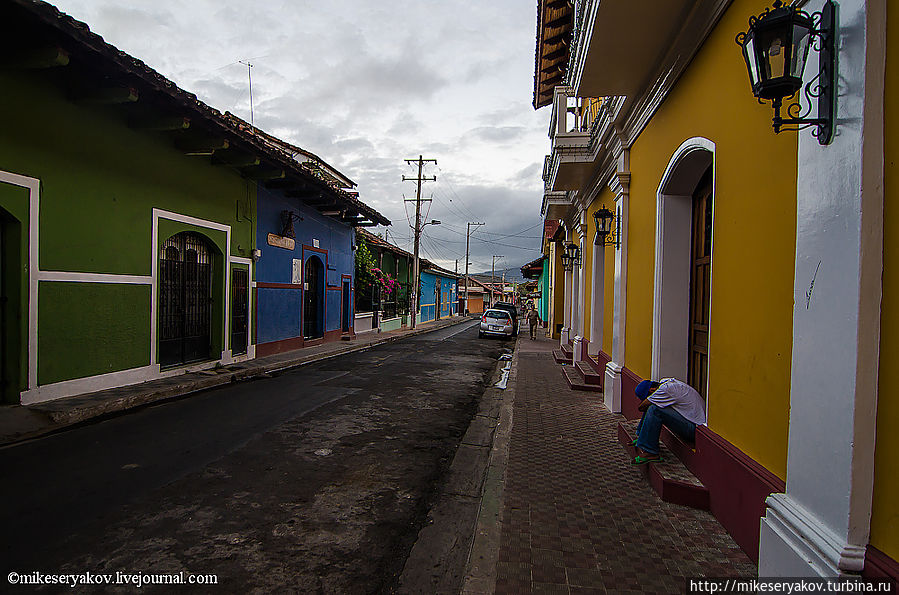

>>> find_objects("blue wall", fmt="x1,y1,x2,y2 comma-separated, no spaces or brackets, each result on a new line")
255,184,354,344
419,271,457,323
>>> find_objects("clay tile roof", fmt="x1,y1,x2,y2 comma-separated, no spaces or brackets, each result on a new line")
6,0,389,227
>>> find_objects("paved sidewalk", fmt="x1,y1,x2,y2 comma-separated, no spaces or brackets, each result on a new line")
476,333,756,594
0,315,474,447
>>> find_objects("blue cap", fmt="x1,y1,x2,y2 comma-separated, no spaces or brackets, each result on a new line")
635,380,658,399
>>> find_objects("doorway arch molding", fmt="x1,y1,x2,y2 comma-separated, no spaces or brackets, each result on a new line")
651,137,716,393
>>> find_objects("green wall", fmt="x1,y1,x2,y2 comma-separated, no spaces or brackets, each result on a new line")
0,69,256,393
38,283,151,384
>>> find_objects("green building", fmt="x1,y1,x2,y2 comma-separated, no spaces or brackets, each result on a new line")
0,1,383,404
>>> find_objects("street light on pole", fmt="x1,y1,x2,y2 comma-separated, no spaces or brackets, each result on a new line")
491,255,504,307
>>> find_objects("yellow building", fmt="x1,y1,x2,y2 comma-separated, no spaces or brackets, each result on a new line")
534,0,895,579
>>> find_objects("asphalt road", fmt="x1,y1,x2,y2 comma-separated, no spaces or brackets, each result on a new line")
0,320,511,592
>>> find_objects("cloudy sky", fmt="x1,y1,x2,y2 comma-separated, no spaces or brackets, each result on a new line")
50,0,549,274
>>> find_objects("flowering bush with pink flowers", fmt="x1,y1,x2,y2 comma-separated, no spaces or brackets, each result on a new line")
370,268,400,296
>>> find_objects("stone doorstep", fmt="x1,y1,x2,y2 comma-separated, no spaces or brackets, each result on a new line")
560,342,573,357
618,419,710,511
574,359,603,385
551,349,572,364
561,364,603,393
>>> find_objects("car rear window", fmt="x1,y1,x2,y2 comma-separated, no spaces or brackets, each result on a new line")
485,311,510,320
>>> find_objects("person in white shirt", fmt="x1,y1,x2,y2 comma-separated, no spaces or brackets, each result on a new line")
631,378,706,465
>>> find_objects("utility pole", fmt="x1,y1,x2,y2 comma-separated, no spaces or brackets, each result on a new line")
492,255,504,307
403,155,436,329
464,222,484,315
238,60,255,129
454,259,459,316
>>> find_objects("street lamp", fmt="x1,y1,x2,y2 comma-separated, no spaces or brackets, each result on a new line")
735,0,836,144
560,243,580,271
592,205,620,250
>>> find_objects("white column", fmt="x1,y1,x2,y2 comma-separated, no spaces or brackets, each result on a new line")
604,166,630,413
758,0,885,576
561,268,572,346
572,213,587,362
588,234,604,357
561,226,572,346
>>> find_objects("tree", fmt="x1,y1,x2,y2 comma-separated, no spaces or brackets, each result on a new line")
355,238,376,311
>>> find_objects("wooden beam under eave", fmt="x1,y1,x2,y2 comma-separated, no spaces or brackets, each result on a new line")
175,137,229,156
129,115,190,131
285,189,324,200
543,29,571,46
263,178,299,190
541,60,564,74
546,0,571,9
544,14,571,30
242,166,286,181
542,46,569,62
354,221,378,227
75,86,139,105
211,150,260,168
6,46,69,69
543,73,563,87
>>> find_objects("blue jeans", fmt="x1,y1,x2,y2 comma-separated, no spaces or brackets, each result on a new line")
635,405,696,456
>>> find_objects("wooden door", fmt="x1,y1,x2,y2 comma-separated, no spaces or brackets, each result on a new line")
688,170,713,396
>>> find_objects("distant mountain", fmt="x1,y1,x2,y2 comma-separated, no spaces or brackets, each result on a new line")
470,267,526,284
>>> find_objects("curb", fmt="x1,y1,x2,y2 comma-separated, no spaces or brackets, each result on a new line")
396,338,514,594
460,335,520,594
3,316,476,447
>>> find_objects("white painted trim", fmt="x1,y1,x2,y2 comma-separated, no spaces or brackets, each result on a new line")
588,233,605,357
607,163,630,413
38,271,153,284
759,493,866,575
228,256,255,360
152,208,232,367
652,137,715,399
21,363,161,405
0,170,39,391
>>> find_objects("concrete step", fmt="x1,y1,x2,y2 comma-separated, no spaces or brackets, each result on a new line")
561,364,602,393
560,343,573,357
575,359,602,386
618,419,709,511
552,349,572,364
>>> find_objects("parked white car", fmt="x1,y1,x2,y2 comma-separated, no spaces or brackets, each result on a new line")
479,309,515,338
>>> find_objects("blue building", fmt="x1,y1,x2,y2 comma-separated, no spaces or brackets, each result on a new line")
418,262,459,324
239,120,390,356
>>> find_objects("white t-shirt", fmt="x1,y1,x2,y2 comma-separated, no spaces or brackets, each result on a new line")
647,378,707,426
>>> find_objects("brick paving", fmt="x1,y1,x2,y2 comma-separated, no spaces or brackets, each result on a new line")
494,336,756,594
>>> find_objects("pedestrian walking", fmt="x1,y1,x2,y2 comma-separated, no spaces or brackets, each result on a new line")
526,306,541,340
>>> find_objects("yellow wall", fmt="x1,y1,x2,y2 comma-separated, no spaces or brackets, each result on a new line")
622,0,796,480
870,2,899,562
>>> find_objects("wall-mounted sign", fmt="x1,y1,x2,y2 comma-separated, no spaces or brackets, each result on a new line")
292,259,302,285
268,233,295,251
312,238,320,248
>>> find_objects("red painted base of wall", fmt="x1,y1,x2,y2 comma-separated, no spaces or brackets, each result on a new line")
864,545,899,582
256,329,345,358
619,366,784,563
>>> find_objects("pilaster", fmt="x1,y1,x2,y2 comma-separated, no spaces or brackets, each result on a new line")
758,0,885,577
604,157,630,413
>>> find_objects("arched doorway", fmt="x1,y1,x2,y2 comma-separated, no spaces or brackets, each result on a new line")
159,232,214,367
652,137,715,397
303,256,324,340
